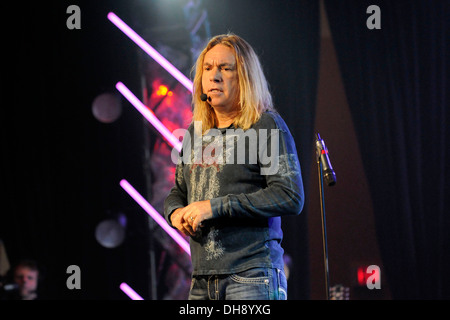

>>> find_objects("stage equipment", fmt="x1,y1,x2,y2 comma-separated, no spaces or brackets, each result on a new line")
95,218,126,249
115,82,182,152
91,92,122,123
120,282,144,300
119,179,191,256
107,12,193,93
315,133,336,300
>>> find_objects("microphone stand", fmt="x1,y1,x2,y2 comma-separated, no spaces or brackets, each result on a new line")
317,158,330,300
315,133,335,300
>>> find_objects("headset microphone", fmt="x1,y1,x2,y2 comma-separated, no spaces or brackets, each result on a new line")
200,93,210,102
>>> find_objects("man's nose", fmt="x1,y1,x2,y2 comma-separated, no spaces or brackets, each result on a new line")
210,68,222,82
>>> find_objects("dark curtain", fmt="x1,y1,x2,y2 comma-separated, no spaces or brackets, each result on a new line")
324,0,450,299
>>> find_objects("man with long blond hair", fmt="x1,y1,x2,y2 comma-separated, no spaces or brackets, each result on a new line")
164,34,304,300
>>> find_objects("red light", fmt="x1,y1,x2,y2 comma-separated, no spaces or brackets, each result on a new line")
155,85,174,97
357,265,381,287
156,85,169,96
357,267,366,286
321,149,328,154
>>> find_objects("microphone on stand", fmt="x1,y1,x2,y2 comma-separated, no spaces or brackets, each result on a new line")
315,133,336,300
200,93,211,102
316,133,336,186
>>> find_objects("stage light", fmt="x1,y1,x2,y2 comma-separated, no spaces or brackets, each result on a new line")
115,82,182,152
156,84,173,97
92,92,122,123
120,282,144,300
107,12,193,93
119,179,191,256
357,265,381,287
95,218,126,248
156,85,169,96
357,266,366,286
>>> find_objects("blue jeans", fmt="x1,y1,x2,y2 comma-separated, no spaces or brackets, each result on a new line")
188,267,287,300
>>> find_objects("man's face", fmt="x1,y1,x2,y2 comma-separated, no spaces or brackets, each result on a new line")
202,44,239,112
14,266,38,297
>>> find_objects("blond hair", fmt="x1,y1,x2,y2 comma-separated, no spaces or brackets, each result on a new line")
191,34,274,134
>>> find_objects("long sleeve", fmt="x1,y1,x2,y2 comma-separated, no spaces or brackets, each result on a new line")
164,141,189,227
209,116,304,219
164,111,304,275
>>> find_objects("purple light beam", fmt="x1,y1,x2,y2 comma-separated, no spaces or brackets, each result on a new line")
116,82,182,152
107,12,193,93
119,282,144,300
119,179,191,256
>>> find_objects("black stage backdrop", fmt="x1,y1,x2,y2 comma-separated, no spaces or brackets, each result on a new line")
1,1,148,299
0,1,318,300
324,0,450,299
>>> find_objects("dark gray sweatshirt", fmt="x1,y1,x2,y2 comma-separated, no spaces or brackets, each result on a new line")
164,111,304,275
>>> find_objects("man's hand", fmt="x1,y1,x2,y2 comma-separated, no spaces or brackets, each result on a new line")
170,208,193,237
171,200,213,236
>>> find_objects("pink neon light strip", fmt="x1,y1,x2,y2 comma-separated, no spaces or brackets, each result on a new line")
107,12,193,93
120,282,144,300
120,179,191,256
116,82,182,152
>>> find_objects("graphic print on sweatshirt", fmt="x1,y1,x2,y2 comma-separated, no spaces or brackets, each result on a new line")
187,132,237,203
